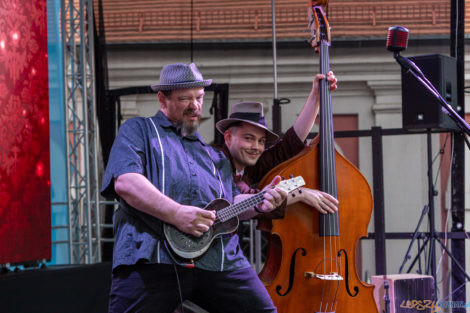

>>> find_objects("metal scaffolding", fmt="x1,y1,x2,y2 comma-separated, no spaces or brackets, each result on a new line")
62,0,101,264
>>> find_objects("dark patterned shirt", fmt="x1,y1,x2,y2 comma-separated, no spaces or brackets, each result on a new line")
102,110,247,272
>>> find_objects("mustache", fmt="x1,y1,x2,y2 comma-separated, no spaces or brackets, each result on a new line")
183,108,201,117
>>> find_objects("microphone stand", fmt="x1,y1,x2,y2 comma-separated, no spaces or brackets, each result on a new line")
393,51,470,293
398,205,429,274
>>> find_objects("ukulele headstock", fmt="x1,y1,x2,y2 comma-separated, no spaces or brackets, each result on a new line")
277,176,306,193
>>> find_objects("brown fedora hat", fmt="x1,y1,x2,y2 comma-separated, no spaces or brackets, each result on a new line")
216,102,279,143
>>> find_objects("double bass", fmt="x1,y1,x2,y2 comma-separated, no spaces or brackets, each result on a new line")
258,2,379,313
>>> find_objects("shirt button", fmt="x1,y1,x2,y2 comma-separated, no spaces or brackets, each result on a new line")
191,172,196,176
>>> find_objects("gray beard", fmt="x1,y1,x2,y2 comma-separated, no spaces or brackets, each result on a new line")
181,121,198,137
179,108,201,136
178,114,200,136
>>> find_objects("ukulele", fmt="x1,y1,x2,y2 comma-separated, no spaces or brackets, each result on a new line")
164,176,305,260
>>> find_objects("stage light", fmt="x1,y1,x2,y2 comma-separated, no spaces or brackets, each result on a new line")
12,32,19,40
0,40,5,49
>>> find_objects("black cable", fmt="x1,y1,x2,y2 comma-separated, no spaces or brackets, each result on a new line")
430,133,450,285
190,0,193,63
432,133,450,189
423,131,451,262
164,240,187,313
173,263,185,313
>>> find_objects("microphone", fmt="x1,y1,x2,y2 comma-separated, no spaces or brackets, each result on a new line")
386,26,414,72
386,26,409,52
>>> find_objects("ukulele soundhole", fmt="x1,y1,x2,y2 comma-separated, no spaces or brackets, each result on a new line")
169,226,213,252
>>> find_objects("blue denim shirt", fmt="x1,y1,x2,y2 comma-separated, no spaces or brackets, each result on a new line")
101,111,248,272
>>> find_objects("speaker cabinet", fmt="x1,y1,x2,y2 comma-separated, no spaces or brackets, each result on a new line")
371,274,436,313
401,54,458,130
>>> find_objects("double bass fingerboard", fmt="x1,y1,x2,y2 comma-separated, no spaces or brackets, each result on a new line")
316,6,340,237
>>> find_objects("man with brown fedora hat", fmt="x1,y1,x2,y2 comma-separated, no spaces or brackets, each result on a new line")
215,72,339,220
102,62,287,313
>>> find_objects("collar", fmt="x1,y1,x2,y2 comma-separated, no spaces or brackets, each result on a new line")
235,168,244,179
153,110,206,144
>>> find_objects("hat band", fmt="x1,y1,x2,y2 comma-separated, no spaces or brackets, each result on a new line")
230,112,267,127
160,79,205,85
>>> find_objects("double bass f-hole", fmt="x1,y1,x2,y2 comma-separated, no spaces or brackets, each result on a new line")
275,248,306,296
338,249,359,297
275,247,360,299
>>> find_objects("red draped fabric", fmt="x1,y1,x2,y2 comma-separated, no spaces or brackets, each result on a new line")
0,0,51,264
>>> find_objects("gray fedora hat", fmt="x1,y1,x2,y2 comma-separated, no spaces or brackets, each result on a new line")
151,63,212,91
216,102,279,143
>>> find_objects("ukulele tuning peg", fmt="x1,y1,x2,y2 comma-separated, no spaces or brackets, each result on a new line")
291,194,296,198
282,176,285,180
298,189,303,194
289,174,294,178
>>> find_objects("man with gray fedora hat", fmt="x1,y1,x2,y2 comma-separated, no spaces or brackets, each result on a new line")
215,71,339,221
102,62,287,313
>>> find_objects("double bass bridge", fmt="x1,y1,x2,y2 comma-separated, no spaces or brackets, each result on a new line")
305,272,344,281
